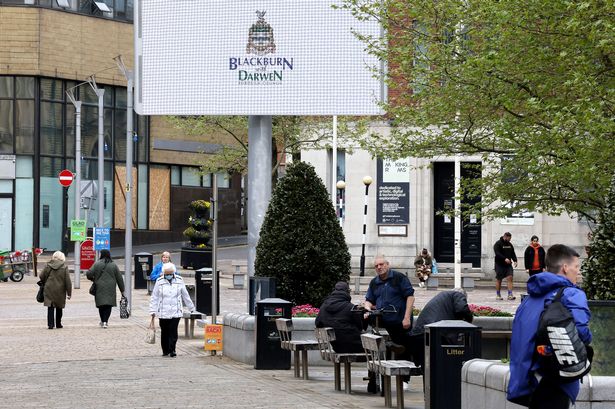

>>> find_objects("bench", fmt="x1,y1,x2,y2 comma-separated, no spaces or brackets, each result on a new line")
275,318,320,380
426,272,484,290
183,311,204,338
361,333,422,409
315,327,367,394
231,260,248,289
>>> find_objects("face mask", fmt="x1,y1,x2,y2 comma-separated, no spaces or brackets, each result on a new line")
164,274,173,280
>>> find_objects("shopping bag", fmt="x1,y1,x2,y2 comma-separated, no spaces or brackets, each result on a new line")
36,281,45,303
145,318,156,344
119,295,130,319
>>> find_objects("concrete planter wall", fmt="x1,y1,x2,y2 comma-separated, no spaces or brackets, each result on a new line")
222,313,514,365
462,359,615,409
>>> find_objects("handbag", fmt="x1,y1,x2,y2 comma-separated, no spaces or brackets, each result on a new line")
145,317,156,344
119,295,130,319
89,282,97,296
36,280,45,303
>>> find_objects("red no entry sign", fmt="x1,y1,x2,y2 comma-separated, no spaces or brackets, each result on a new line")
58,169,74,187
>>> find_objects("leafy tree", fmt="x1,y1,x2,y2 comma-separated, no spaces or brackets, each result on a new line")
255,161,351,306
340,0,614,221
582,175,615,301
169,116,360,178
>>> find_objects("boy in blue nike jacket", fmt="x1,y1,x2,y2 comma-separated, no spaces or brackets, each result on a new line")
508,244,592,409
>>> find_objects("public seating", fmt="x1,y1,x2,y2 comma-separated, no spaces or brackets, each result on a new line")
361,333,422,409
182,311,204,338
314,327,366,394
426,272,484,289
275,318,320,380
230,259,247,289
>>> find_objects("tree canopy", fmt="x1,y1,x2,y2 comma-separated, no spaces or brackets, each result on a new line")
342,0,614,221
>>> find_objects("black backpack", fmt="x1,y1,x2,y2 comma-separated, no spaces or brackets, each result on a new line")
534,287,591,383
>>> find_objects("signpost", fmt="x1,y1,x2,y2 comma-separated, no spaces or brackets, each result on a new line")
58,169,74,187
94,227,111,251
70,220,87,241
80,239,96,270
204,324,223,351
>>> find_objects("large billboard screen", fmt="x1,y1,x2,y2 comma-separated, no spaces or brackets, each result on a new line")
134,0,385,116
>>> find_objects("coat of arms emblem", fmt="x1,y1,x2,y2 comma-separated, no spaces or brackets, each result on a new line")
246,11,276,55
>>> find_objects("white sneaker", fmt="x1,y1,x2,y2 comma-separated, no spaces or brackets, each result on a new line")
99,321,103,327
102,322,108,329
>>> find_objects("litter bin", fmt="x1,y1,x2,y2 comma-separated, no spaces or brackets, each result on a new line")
248,276,276,315
424,320,481,409
254,298,291,369
134,252,153,290
195,267,219,315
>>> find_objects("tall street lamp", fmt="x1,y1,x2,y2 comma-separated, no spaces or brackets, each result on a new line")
359,175,373,276
336,180,346,227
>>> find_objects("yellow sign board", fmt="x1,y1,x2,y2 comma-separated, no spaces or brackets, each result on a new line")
204,324,223,351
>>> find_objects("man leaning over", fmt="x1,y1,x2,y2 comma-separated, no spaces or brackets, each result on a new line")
507,244,592,409
364,255,415,364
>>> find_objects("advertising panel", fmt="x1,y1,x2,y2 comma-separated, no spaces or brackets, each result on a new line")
376,158,410,225
135,0,384,115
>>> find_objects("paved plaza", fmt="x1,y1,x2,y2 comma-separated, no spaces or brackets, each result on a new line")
0,246,524,409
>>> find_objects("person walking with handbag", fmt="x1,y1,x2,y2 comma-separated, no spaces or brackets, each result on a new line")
86,249,125,328
149,262,195,357
40,251,71,329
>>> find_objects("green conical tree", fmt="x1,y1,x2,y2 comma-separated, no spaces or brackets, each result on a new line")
255,161,351,306
582,174,615,300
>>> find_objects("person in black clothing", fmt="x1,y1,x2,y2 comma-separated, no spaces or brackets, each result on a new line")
494,232,518,300
408,289,473,370
315,281,367,353
524,235,546,276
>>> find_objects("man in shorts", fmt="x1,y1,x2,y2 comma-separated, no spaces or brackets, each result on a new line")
493,232,517,300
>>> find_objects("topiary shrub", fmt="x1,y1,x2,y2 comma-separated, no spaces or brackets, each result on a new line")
183,200,213,248
582,174,615,300
255,161,351,306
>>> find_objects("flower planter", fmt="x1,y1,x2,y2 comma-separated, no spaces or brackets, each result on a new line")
180,247,212,270
588,300,615,376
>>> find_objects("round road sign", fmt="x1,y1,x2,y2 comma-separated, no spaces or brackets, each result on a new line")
58,169,74,187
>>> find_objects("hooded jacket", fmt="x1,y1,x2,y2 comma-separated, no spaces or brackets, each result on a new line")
494,237,517,268
315,289,366,353
149,274,195,319
507,272,592,405
523,244,546,272
40,259,72,308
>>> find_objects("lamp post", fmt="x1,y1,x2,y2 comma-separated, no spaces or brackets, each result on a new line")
359,175,373,277
336,180,346,227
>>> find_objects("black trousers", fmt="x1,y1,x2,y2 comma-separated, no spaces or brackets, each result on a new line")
159,317,180,355
47,307,63,328
529,378,571,409
98,305,112,323
408,334,425,369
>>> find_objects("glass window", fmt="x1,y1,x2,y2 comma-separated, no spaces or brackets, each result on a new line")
16,155,33,178
181,167,201,186
104,108,112,158
336,150,346,182
82,105,98,157
65,107,75,157
114,109,127,161
0,180,12,193
82,85,98,104
104,87,113,107
39,157,65,251
137,115,148,162
0,77,13,98
0,100,13,153
14,156,33,250
215,172,230,188
202,173,212,187
41,79,63,101
115,88,126,108
15,100,34,154
40,102,63,155
15,77,35,99
125,0,133,21
171,166,180,185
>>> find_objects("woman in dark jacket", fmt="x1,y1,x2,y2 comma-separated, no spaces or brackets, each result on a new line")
40,251,72,329
315,281,367,353
86,249,125,328
524,235,546,276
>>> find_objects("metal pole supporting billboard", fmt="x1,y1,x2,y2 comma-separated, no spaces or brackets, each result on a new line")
454,155,462,289
331,116,337,206
67,90,81,289
247,116,272,309
114,55,134,309
211,173,218,325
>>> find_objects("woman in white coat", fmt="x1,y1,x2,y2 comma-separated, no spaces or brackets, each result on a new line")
149,262,195,357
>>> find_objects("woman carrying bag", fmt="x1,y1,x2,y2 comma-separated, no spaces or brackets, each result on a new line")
40,251,72,329
86,249,125,328
149,262,195,357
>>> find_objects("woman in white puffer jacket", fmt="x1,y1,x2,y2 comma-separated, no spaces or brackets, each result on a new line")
149,262,195,357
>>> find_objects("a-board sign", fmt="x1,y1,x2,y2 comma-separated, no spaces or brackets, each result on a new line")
204,324,223,351
80,238,95,270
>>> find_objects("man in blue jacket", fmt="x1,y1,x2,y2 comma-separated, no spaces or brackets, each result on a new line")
508,244,592,409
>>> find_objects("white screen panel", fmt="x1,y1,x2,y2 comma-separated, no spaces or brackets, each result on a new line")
135,0,385,115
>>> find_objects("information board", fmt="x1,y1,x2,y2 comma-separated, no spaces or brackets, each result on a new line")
70,220,87,242
204,324,224,351
94,227,111,251
376,158,410,224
